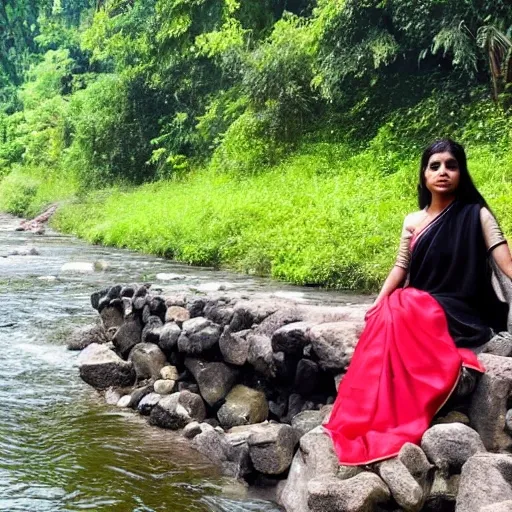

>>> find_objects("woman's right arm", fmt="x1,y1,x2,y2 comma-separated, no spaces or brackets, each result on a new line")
373,266,408,306
370,214,412,308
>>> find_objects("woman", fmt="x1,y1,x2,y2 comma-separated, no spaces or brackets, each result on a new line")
324,139,512,466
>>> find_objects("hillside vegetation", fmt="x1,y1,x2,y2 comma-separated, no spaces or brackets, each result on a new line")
1,0,512,290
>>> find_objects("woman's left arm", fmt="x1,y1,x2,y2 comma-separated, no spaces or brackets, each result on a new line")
482,207,512,279
491,243,512,279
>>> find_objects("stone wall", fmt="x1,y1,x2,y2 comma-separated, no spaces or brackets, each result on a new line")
72,283,512,512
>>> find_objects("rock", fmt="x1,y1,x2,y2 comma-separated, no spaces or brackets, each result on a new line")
229,299,285,332
506,409,512,433
307,472,390,512
91,288,108,311
137,392,162,415
398,443,433,493
112,318,142,359
456,454,512,512
337,465,364,480
204,299,235,326
272,322,314,355
183,421,202,439
217,385,269,429
149,390,206,429
294,359,320,396
469,353,512,451
482,331,512,357
186,297,206,318
100,305,124,331
133,296,147,311
177,317,222,354
434,411,470,426
255,308,303,337
128,342,167,381
105,387,122,405
219,327,251,366
377,458,424,511
191,423,229,463
128,384,153,409
423,471,459,511
247,333,275,378
279,425,339,512
120,285,136,298
421,423,486,473
148,296,166,320
308,322,363,372
165,306,190,326
116,395,131,407
67,324,108,350
291,410,324,438
248,423,297,475
184,358,238,407
141,315,163,344
158,322,181,354
481,501,512,512
287,393,304,422
154,379,176,395
78,343,135,389
61,262,95,273
160,365,179,381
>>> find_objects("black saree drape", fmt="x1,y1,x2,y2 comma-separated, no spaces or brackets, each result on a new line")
408,200,508,349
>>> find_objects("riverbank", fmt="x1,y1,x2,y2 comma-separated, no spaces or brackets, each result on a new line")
77,282,512,512
2,142,512,292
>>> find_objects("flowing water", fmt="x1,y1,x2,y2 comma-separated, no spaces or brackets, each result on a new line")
0,213,369,512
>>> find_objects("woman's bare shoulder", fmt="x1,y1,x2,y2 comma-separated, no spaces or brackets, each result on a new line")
403,210,427,227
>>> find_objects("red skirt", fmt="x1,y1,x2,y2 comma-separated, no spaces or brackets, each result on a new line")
323,287,484,466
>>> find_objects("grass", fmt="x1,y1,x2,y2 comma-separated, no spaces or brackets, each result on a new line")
1,142,511,292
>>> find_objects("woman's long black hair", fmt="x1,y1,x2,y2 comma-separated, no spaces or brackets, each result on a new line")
418,139,488,209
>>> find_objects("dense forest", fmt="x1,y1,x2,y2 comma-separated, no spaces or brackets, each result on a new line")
1,0,512,290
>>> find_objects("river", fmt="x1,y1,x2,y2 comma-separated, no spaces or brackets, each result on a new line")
0,213,368,511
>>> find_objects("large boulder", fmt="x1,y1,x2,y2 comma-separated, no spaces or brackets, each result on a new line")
307,322,363,372
469,353,512,451
67,323,108,350
137,392,162,415
247,333,275,378
177,317,222,354
217,385,269,428
158,322,181,354
377,458,424,511
398,442,433,494
184,358,238,406
165,306,190,326
279,425,339,512
99,305,124,331
78,343,135,389
149,390,206,429
291,410,324,439
307,472,390,512
128,342,167,380
229,299,286,332
272,322,314,355
192,422,252,478
141,315,163,343
456,454,512,512
112,318,142,359
219,327,251,366
421,423,486,473
248,423,297,475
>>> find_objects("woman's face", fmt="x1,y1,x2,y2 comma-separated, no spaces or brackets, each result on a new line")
424,151,460,197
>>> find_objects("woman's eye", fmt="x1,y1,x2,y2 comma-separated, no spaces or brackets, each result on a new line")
429,163,440,170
